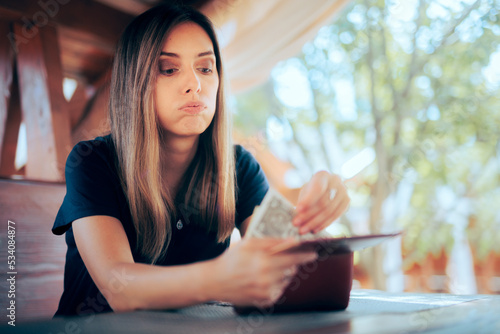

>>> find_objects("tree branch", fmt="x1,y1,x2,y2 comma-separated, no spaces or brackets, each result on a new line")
364,0,385,170
387,0,425,172
310,87,336,173
264,81,316,174
287,117,315,174
364,0,390,241
401,0,481,100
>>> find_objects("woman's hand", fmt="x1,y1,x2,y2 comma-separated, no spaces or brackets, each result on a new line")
292,171,350,234
211,237,317,307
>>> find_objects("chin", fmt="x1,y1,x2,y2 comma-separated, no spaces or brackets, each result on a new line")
167,127,210,138
160,118,211,137
181,119,212,135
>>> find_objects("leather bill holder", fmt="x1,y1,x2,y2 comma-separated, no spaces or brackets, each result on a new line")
234,233,401,314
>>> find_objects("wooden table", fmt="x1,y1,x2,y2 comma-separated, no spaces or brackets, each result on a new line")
4,290,500,333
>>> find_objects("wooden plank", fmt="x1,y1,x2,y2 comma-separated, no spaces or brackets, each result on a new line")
40,24,72,178
0,0,134,46
14,22,61,181
0,178,66,320
0,19,14,160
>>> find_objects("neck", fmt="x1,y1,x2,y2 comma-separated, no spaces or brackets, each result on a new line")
160,135,199,193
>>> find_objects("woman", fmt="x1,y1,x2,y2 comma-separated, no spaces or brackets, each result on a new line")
52,4,350,317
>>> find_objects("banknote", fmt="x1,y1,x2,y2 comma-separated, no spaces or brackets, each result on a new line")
246,188,330,241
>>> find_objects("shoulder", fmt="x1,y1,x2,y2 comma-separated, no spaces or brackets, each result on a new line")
53,134,124,235
64,133,119,184
233,144,268,184
234,144,257,169
65,134,116,176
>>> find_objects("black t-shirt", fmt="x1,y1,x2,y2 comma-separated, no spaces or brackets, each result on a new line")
52,135,269,317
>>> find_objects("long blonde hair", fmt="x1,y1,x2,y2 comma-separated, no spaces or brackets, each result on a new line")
109,4,235,264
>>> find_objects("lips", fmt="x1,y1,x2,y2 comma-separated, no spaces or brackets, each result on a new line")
179,101,207,114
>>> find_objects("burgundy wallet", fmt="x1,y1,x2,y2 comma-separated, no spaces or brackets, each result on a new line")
234,233,400,314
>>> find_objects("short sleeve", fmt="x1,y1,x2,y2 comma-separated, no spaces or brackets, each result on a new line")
52,138,123,235
234,145,270,229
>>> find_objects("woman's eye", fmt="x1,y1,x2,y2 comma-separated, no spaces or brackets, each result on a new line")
160,68,177,75
199,68,213,74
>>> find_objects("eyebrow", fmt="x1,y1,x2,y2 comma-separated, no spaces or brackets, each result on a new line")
160,51,214,58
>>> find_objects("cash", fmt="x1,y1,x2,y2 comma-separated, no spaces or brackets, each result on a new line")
245,188,329,241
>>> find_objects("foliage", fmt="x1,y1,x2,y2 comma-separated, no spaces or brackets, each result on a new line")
233,0,500,270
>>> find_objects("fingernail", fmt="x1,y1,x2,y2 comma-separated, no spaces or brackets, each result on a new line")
293,218,301,226
299,226,309,234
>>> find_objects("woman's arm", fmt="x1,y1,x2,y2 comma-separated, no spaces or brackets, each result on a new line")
73,215,316,312
73,216,212,311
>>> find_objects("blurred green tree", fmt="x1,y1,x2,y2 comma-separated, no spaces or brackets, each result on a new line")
233,0,500,291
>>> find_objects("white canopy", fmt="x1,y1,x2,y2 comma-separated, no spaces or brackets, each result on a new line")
201,0,351,93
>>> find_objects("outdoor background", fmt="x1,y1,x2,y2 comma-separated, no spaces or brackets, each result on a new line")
231,0,500,294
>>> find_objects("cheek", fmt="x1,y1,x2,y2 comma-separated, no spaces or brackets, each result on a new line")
155,83,174,113
207,78,219,104
154,97,173,130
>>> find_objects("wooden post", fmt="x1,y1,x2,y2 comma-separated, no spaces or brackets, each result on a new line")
67,81,89,129
0,19,14,163
14,22,71,181
40,24,72,176
0,68,22,177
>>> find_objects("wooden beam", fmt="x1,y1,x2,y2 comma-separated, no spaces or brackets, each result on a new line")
71,82,111,145
14,22,63,181
58,26,115,84
0,0,134,46
0,64,22,177
0,19,14,161
40,24,72,178
67,80,90,129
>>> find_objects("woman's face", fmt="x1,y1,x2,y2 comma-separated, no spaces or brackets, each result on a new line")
154,22,219,138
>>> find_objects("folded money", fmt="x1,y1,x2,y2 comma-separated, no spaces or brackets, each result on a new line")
245,188,330,241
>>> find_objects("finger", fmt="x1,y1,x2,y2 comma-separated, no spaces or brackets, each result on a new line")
271,251,318,269
244,237,297,250
314,197,350,233
268,238,301,255
295,187,342,227
284,265,298,278
266,278,292,305
294,174,343,224
302,197,350,234
296,171,330,212
294,181,346,228
298,197,341,234
280,266,297,288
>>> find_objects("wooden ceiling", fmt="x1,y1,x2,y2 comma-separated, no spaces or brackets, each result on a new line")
0,0,212,85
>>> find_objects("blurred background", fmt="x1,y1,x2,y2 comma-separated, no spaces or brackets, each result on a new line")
0,0,499,321
231,0,500,295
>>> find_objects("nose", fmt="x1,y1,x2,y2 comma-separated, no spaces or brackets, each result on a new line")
184,69,201,95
